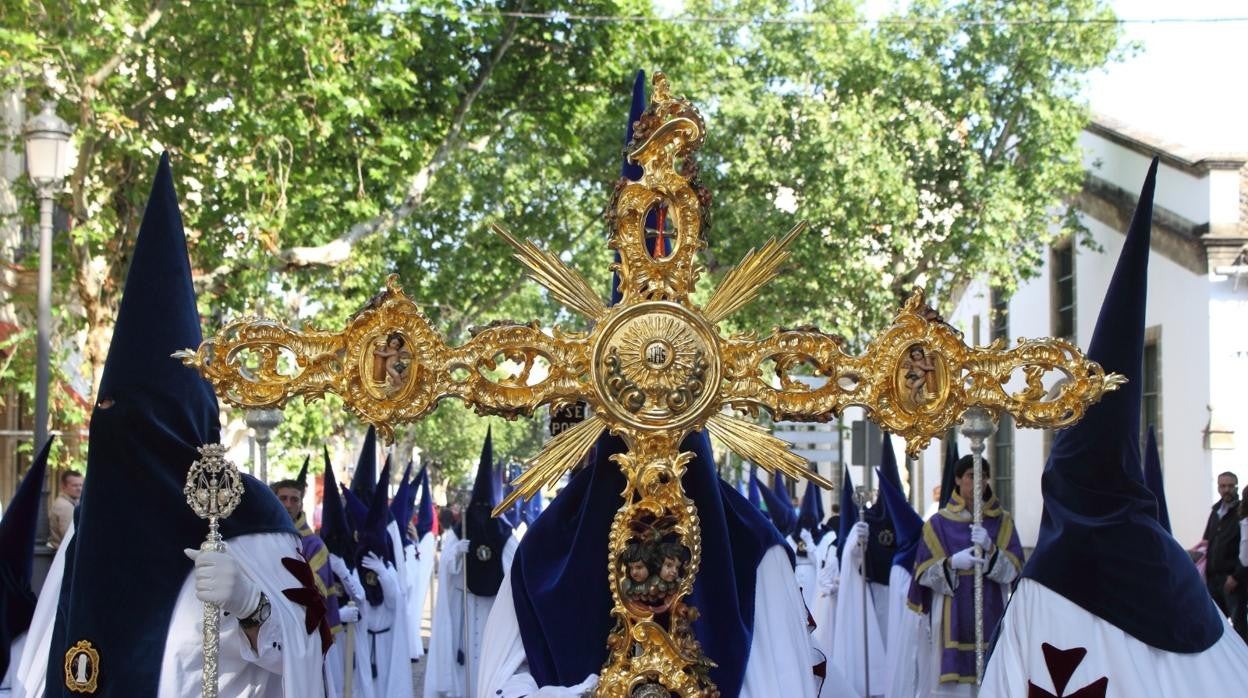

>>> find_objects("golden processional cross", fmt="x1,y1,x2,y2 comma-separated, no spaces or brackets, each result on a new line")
179,73,1121,697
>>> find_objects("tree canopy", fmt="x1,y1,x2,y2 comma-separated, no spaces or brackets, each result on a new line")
1,0,1121,487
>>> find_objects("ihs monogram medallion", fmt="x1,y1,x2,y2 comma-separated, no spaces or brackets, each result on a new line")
596,303,719,429
181,73,1123,696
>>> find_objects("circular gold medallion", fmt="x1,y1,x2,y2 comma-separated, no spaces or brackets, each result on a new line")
591,301,721,431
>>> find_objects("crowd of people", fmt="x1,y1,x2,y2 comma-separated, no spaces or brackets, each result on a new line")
2,73,1248,698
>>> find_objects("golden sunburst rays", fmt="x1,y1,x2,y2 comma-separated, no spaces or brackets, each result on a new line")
702,221,807,325
493,414,606,518
491,223,608,323
617,316,701,390
704,412,835,489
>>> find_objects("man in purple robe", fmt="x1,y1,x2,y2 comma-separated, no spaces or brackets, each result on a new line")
272,474,342,647
909,456,1023,696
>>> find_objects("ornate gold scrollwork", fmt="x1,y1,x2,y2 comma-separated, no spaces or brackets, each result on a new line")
184,73,1120,695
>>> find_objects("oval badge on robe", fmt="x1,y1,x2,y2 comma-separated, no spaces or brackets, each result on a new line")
64,640,100,693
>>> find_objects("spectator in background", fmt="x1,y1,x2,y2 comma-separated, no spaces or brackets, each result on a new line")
1204,472,1247,640
47,469,81,548
1239,485,1248,569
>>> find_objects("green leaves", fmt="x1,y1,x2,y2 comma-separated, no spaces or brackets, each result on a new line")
6,0,1120,486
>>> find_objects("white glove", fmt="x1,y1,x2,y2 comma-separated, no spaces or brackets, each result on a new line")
799,528,815,553
183,547,261,617
848,521,869,562
452,539,471,558
970,524,995,554
329,553,351,581
361,553,400,604
338,604,360,624
529,673,599,697
950,547,984,571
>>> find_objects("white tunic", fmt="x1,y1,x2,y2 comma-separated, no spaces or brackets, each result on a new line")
17,526,324,698
982,579,1248,697
477,544,823,698
882,566,929,698
811,545,839,663
0,633,25,696
424,531,517,698
830,523,887,697
13,522,73,698
406,531,437,659
914,535,1017,698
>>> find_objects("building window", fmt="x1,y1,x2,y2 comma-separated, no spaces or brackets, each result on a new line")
1052,242,1076,341
989,287,1015,511
1141,328,1161,447
990,287,1009,344
993,413,1014,512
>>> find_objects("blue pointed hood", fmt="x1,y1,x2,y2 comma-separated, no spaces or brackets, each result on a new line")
48,155,291,696
0,438,52,680
522,487,544,526
358,457,394,605
295,453,310,491
836,467,858,562
415,466,435,539
350,425,377,503
320,447,355,568
1142,427,1171,534
611,69,657,305
390,462,414,546
758,474,796,537
862,431,899,584
798,477,824,543
939,435,959,508
1023,159,1223,652
509,71,785,697
500,461,523,528
877,466,923,572
748,463,762,510
465,426,511,596
342,484,367,535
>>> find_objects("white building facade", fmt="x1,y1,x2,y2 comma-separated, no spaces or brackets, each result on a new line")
913,117,1248,549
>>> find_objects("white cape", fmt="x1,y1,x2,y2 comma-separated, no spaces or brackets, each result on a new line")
1,633,25,695
406,531,437,659
425,531,517,698
477,544,825,698
830,524,886,698
812,546,840,666
18,526,324,698
13,520,72,698
982,578,1248,697
358,521,413,698
882,566,928,698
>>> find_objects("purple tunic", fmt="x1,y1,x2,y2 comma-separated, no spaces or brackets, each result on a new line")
907,494,1023,684
297,512,342,633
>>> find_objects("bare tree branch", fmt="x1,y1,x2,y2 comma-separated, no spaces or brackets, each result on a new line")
277,9,524,269
85,0,169,89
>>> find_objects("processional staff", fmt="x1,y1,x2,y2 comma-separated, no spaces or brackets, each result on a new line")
462,521,473,698
852,484,871,698
184,444,245,698
959,407,996,688
343,601,355,698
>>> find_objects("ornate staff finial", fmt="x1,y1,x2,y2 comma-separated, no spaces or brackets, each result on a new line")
184,443,244,698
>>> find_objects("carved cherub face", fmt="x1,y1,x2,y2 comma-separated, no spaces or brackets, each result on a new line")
659,556,681,582
628,559,650,583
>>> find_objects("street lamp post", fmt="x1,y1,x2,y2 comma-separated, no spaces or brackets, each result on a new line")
23,101,73,454
244,408,284,483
